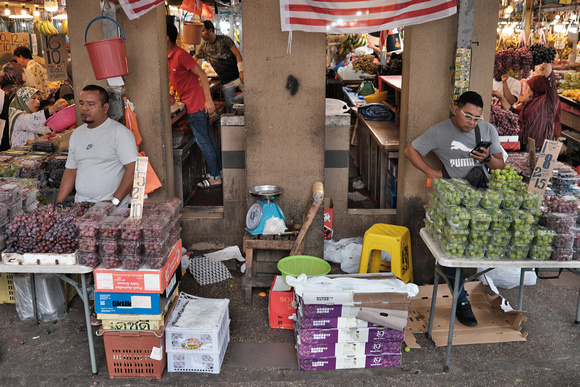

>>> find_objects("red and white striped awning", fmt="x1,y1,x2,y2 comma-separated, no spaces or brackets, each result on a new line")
280,0,457,34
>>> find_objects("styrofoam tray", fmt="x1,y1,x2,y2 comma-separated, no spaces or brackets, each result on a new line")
2,251,77,265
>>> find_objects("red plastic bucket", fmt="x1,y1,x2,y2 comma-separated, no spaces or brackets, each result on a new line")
84,16,129,80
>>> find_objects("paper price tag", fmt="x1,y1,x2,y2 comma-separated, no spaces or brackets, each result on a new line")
150,346,163,361
554,40,566,50
130,157,148,219
528,140,562,195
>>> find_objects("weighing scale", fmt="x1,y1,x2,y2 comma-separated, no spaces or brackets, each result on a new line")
245,185,286,235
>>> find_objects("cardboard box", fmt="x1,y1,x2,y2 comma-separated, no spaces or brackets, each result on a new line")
404,282,527,348
299,302,362,318
94,239,182,293
98,288,179,329
95,267,180,315
295,326,405,345
296,340,401,359
324,198,333,240
269,275,295,329
298,316,379,329
50,129,73,152
299,273,411,310
298,354,401,370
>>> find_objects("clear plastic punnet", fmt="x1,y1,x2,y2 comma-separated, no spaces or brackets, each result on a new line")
445,206,471,229
142,214,172,240
443,226,469,244
439,238,465,258
506,245,529,260
488,209,513,231
532,225,556,246
530,245,553,260
500,188,523,210
98,216,124,239
490,229,512,246
509,209,535,231
553,247,574,262
521,190,543,211
485,244,506,259
468,228,491,244
436,184,463,206
545,212,577,234
512,229,534,246
469,207,492,230
457,185,483,207
465,242,486,259
480,189,503,210
119,218,143,241
553,233,575,249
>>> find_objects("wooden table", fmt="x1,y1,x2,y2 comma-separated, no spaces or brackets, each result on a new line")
0,262,97,374
378,75,402,126
420,228,580,372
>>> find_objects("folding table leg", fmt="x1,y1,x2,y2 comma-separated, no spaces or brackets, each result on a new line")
31,273,38,326
444,267,462,372
427,264,440,340
517,268,526,310
81,274,98,374
576,288,580,324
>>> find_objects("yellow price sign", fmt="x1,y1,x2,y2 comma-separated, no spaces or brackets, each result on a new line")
130,157,148,219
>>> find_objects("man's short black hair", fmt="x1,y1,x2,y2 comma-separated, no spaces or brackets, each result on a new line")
167,23,178,44
13,46,32,60
456,91,484,109
203,20,215,32
82,84,109,105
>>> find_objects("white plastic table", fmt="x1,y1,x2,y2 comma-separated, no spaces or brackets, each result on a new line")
420,228,580,371
0,262,97,374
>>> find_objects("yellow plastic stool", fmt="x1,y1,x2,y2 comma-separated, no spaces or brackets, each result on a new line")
358,223,413,283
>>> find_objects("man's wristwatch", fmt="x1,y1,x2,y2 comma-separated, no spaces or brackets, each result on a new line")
483,154,492,163
111,197,120,206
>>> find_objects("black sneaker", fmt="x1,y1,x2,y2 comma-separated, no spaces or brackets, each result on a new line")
456,301,478,327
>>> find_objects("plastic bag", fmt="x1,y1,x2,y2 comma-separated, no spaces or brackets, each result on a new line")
13,274,68,322
123,97,162,195
477,267,537,289
263,216,287,235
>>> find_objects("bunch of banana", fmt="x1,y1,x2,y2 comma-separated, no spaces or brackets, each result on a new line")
61,19,68,36
35,20,59,35
337,33,368,56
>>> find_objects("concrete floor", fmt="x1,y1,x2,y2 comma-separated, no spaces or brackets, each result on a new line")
1,267,580,386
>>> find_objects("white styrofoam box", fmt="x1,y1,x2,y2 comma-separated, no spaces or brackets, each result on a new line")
165,292,230,353
167,325,230,373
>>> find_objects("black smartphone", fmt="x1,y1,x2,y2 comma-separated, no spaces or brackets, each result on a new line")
472,141,492,153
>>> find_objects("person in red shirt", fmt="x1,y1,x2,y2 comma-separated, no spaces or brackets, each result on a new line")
167,23,222,189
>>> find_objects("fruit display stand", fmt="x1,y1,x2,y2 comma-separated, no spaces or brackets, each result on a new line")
0,261,97,374
419,228,580,371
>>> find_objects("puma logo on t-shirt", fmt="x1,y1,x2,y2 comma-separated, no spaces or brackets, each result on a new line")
450,141,471,152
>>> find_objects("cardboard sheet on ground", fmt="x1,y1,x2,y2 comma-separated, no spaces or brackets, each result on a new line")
546,270,580,287
404,282,527,348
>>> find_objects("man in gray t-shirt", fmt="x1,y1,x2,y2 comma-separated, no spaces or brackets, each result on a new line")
405,91,505,180
404,91,505,328
55,85,138,207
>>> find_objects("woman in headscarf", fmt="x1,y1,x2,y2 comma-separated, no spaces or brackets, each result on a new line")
0,62,26,150
8,86,68,147
518,62,561,150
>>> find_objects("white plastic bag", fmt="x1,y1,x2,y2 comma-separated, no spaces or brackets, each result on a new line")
263,216,287,235
324,237,364,273
477,267,537,289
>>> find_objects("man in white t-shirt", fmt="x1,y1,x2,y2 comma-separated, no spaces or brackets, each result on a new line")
55,85,138,207
492,73,521,110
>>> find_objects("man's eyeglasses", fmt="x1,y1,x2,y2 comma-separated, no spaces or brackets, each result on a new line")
459,109,484,123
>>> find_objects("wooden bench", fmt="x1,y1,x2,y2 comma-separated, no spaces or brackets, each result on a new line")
242,182,324,305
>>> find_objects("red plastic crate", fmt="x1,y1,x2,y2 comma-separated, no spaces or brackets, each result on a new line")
99,326,167,379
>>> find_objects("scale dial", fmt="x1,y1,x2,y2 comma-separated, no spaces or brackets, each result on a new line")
246,202,263,230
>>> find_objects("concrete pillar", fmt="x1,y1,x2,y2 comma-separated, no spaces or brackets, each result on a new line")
243,1,326,255
66,3,172,199
398,0,500,285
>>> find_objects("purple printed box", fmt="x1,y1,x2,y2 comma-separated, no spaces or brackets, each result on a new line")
299,303,362,318
296,326,405,345
298,316,380,329
298,354,402,370
297,341,402,359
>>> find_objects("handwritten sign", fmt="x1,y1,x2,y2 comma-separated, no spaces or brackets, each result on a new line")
42,34,67,81
0,32,31,53
528,140,562,195
130,157,148,219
